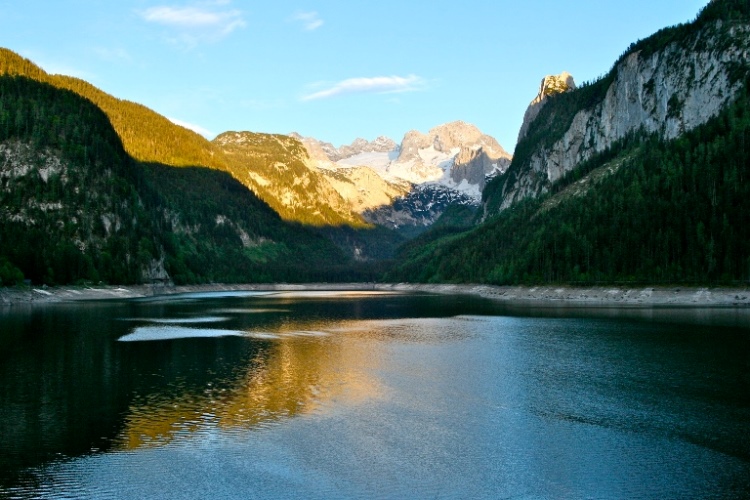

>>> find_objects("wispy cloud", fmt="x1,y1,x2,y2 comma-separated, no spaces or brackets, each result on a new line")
292,11,323,31
138,1,246,46
168,117,215,138
301,75,426,101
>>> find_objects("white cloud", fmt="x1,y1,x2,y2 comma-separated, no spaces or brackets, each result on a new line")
168,117,215,138
301,75,426,101
292,11,323,31
138,2,246,45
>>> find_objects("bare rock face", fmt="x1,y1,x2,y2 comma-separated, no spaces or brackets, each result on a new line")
496,21,750,212
337,136,398,160
293,134,399,163
517,72,576,143
289,132,333,163
389,121,512,189
396,121,497,162
450,147,512,189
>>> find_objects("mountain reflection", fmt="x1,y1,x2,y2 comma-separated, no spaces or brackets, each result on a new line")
116,321,387,450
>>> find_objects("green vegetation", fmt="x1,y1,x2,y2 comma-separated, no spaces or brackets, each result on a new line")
0,49,365,229
215,131,364,227
388,77,750,284
0,75,354,285
484,0,750,216
0,48,226,170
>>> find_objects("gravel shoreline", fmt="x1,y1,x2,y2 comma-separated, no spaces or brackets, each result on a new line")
2,282,749,308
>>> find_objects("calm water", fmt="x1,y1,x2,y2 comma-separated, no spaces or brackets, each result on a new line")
1,291,749,499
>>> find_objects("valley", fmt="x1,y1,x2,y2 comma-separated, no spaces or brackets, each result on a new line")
1,0,749,288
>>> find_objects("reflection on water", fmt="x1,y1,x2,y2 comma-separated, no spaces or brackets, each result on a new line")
118,325,246,342
117,322,386,450
1,291,749,498
114,312,476,451
119,316,230,324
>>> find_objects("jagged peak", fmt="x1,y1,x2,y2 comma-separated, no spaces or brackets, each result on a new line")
532,71,576,105
517,71,577,143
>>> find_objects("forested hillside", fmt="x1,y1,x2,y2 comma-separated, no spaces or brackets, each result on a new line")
0,75,352,285
483,0,750,214
389,0,750,285
0,49,225,170
387,76,750,284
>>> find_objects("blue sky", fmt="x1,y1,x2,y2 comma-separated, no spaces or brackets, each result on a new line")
1,0,709,152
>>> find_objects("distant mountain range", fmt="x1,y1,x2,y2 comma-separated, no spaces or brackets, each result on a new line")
1,0,749,286
389,0,750,284
0,47,511,242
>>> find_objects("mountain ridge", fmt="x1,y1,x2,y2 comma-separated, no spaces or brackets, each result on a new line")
389,0,750,284
485,0,750,214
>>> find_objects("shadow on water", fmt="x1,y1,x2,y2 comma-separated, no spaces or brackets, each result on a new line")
0,292,469,489
1,291,749,497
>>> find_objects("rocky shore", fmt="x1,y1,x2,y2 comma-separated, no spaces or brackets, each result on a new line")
1,282,749,308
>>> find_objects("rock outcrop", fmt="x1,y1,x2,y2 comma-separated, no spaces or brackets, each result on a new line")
293,134,398,163
388,121,512,190
517,72,576,143
494,20,750,212
450,147,511,189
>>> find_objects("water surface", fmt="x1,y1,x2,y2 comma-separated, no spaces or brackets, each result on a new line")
1,291,749,498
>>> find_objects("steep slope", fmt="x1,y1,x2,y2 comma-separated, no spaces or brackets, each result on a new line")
389,0,750,284
516,72,576,143
485,0,750,214
0,75,350,285
0,49,387,231
297,122,511,234
0,48,225,170
213,131,365,227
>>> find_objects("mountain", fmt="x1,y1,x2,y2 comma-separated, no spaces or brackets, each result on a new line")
0,49,387,230
389,0,750,284
295,122,512,234
484,0,750,214
0,49,225,170
516,72,576,143
213,131,365,227
308,121,512,199
0,74,357,286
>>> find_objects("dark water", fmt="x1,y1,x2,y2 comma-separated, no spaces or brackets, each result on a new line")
1,291,749,499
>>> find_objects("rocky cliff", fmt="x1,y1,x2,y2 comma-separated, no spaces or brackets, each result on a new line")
491,13,750,212
293,134,398,164
390,121,511,190
293,122,511,232
213,132,366,227
516,72,576,143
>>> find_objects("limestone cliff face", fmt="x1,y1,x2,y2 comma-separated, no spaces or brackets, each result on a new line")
389,121,512,188
318,165,410,214
293,134,398,163
496,20,750,212
450,147,511,190
214,132,364,226
517,72,576,143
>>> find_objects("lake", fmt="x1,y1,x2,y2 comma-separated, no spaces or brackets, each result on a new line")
1,290,749,499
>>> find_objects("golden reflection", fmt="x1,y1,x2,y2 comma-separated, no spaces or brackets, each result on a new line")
116,319,389,450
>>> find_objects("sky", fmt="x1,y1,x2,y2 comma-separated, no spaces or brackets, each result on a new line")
0,0,710,152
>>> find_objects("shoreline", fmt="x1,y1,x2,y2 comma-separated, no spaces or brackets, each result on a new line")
2,282,749,308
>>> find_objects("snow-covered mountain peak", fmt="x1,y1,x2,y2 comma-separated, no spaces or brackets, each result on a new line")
297,121,512,202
